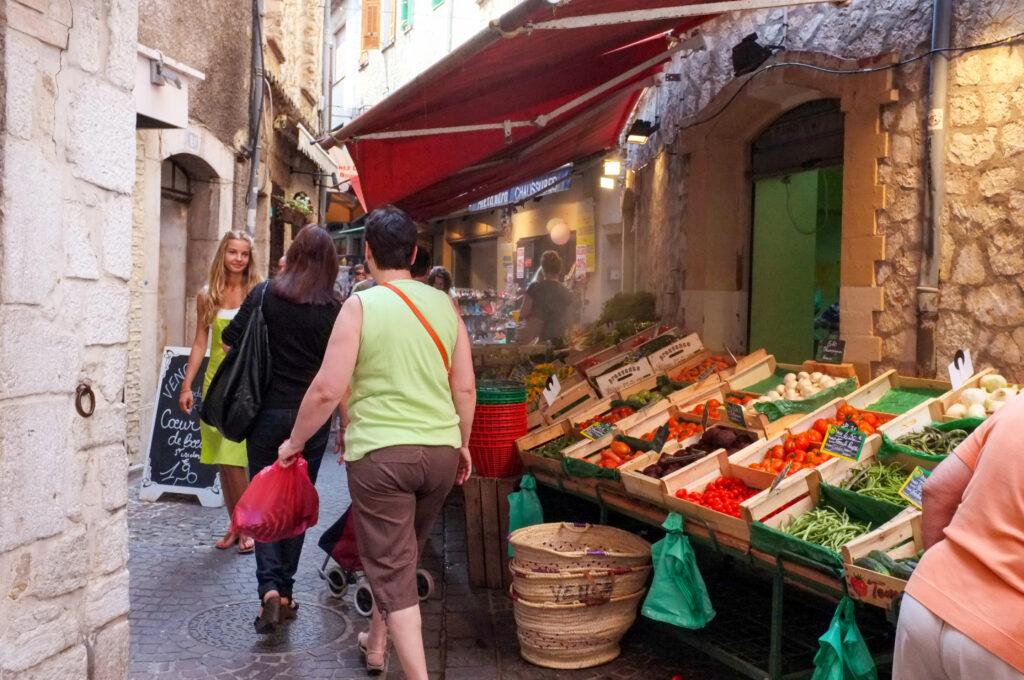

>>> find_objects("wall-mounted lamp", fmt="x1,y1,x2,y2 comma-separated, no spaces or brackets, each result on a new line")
626,119,659,145
603,159,622,176
599,177,616,190
731,33,774,76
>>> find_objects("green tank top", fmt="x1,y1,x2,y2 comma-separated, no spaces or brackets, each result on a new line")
344,279,462,461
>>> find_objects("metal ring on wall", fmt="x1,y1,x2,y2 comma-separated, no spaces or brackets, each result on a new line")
75,384,96,418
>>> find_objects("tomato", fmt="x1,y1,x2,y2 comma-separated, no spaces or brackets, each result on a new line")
858,423,876,436
837,404,858,421
783,438,797,454
708,399,721,410
794,433,811,451
807,429,823,444
610,441,632,457
812,418,829,436
862,412,879,427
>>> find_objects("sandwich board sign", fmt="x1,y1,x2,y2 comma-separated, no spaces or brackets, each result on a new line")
139,347,223,507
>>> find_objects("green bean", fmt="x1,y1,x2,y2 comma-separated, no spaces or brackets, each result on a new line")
841,462,910,505
781,506,873,552
895,426,967,456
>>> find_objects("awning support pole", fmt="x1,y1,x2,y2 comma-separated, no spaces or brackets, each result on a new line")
523,0,849,31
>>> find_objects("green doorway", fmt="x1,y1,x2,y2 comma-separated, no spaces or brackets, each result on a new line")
749,167,842,363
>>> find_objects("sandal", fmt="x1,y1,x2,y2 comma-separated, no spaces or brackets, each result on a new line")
357,631,388,675
253,595,280,634
280,599,299,621
215,532,238,550
238,536,255,554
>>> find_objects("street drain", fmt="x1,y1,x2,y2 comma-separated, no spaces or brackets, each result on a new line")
187,601,349,652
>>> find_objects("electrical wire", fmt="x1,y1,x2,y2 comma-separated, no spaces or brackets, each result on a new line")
677,30,1024,133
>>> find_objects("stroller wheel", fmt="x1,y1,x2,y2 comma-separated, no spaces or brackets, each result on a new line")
326,567,349,598
354,583,375,617
416,569,435,601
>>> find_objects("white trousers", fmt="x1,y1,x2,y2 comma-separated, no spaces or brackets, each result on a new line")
894,594,1024,680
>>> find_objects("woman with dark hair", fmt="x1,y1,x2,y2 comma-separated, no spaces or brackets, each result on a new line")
426,265,453,294
222,224,342,634
519,249,573,344
278,205,474,678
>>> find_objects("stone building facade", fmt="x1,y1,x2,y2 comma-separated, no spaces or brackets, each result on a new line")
0,0,136,677
625,0,1024,382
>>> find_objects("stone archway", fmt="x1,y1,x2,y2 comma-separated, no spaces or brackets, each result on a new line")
646,51,896,381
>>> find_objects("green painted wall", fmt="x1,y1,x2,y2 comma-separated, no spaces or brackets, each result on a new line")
749,168,842,363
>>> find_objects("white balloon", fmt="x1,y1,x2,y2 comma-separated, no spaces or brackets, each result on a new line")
546,217,566,233
550,223,571,245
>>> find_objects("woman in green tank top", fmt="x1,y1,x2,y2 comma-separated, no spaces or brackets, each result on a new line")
279,206,475,680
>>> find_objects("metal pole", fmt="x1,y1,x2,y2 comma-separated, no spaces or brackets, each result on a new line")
319,0,333,223
916,0,952,377
245,0,265,236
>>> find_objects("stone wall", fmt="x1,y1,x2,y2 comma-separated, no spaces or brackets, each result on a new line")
0,1,136,677
626,0,1024,378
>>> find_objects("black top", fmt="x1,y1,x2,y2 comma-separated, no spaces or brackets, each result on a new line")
223,282,341,410
526,279,573,342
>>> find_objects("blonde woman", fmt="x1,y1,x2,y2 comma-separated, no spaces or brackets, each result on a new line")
179,230,262,553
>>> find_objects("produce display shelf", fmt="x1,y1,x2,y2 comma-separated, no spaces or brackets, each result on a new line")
525,467,895,680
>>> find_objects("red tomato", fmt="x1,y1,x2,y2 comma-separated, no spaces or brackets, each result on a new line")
794,433,811,451
783,438,797,454
807,429,823,444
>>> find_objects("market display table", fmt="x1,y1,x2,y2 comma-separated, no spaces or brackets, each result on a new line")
527,467,894,680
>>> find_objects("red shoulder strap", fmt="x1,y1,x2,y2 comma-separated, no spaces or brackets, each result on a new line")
380,282,451,375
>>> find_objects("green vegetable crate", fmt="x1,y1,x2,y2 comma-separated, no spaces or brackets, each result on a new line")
516,420,578,477
841,510,923,610
844,369,951,415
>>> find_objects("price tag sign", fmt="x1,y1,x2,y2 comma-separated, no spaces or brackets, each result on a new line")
899,466,931,509
821,424,867,462
818,337,846,363
726,401,746,427
948,349,974,390
769,461,794,495
698,364,717,380
700,403,710,431
581,422,614,441
542,374,562,407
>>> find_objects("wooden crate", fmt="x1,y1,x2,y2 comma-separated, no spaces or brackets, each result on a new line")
934,368,996,421
540,378,600,425
661,450,777,544
463,475,519,590
842,510,923,609
648,332,705,372
666,350,730,385
877,399,945,438
592,357,655,397
727,354,779,392
742,469,821,528
516,419,577,476
721,348,769,380
618,434,700,504
844,369,952,414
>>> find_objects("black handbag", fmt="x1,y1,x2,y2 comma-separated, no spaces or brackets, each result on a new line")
201,280,272,442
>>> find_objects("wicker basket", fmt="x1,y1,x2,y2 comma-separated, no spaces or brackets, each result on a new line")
508,522,652,572
511,587,645,669
510,563,652,604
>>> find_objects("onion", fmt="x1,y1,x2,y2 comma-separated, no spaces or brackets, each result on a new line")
810,372,823,383
946,403,967,418
960,388,987,406
966,403,987,419
980,374,1009,392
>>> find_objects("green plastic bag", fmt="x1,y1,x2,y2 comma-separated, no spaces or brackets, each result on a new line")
754,377,858,422
561,456,620,480
507,475,544,557
641,513,715,629
878,417,984,465
811,597,877,680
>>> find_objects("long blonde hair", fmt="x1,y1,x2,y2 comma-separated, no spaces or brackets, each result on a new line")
202,230,261,326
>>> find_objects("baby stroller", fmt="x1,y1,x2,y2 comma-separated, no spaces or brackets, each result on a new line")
317,506,435,617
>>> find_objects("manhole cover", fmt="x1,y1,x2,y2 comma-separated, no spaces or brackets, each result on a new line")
188,601,349,652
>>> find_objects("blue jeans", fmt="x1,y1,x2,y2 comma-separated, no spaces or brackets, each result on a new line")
246,408,330,601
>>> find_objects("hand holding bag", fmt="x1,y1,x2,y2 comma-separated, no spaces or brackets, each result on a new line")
201,281,272,442
231,456,320,542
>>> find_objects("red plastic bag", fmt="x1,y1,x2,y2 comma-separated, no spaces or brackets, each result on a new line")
231,457,319,542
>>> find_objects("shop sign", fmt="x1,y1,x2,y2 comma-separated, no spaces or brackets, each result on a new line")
467,167,572,212
575,244,587,272
577,199,597,272
516,247,525,280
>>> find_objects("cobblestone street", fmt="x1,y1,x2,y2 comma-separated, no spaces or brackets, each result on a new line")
128,437,742,680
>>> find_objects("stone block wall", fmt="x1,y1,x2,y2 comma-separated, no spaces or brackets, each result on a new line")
0,1,136,677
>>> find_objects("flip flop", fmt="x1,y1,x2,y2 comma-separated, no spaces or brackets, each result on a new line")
357,632,388,675
254,595,281,634
281,599,299,621
238,536,255,554
215,532,238,550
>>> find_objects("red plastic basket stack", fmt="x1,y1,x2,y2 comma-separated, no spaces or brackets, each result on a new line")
470,381,528,478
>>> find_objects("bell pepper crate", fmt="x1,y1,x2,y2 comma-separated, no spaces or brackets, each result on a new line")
616,433,703,505
934,367,997,422
673,383,767,430
665,350,735,386
743,471,906,573
659,449,778,545
516,419,579,476
841,509,923,610
726,399,846,474
843,369,952,416
773,399,890,478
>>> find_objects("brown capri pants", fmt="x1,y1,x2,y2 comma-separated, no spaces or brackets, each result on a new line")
346,445,460,618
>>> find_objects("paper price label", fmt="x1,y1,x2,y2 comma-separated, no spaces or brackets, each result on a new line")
769,461,794,494
698,365,717,380
542,374,562,406
821,424,867,462
581,422,614,440
899,466,931,509
725,401,746,427
700,403,710,431
948,349,974,390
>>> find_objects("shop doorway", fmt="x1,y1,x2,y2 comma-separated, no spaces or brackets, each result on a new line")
515,232,576,286
748,100,843,363
451,237,498,290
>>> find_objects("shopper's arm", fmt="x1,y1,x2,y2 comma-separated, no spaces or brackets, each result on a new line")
221,284,258,350
921,454,973,550
449,315,476,485
280,296,362,464
179,292,211,414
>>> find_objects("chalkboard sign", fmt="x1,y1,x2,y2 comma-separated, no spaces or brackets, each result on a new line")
821,424,866,462
726,401,746,427
139,347,223,507
581,421,614,441
818,337,846,363
899,466,930,509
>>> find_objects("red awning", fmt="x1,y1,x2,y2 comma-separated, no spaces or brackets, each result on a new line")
323,0,734,220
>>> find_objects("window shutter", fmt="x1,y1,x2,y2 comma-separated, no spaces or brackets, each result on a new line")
400,0,412,32
361,0,381,51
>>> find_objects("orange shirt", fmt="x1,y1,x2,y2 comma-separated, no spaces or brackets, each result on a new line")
906,395,1024,673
